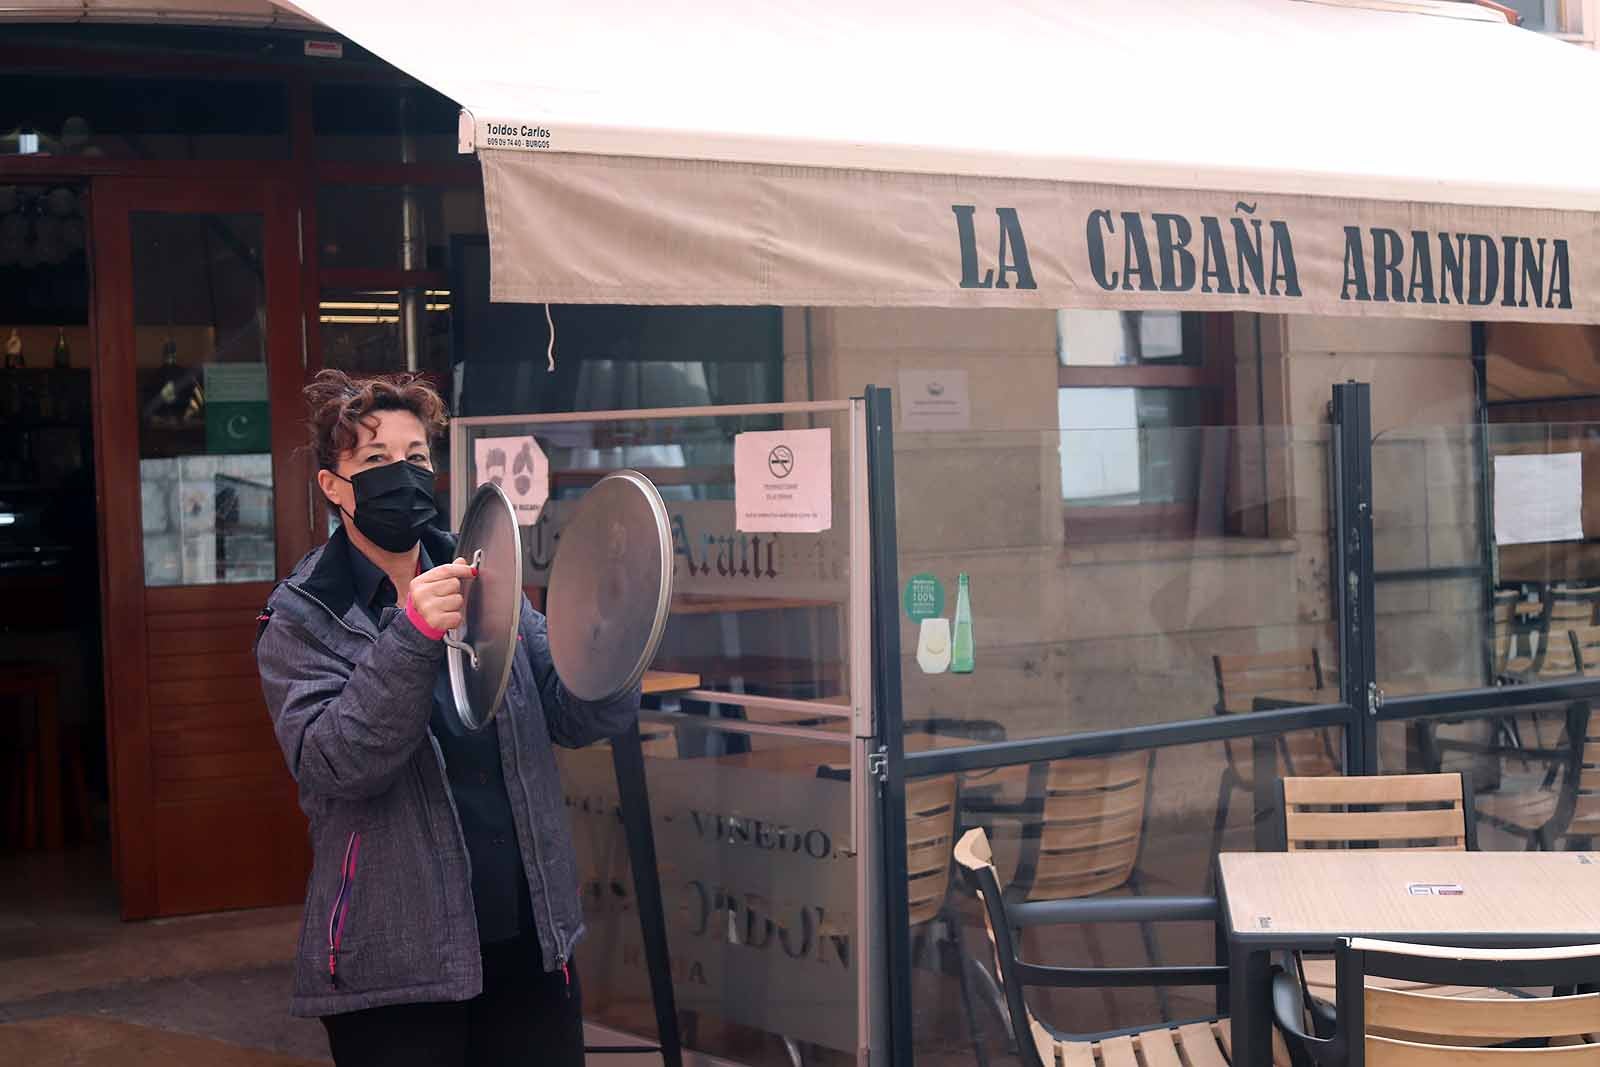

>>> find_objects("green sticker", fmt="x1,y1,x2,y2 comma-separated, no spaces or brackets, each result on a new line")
903,573,945,621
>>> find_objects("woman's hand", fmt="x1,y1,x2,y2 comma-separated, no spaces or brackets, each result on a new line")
409,557,476,634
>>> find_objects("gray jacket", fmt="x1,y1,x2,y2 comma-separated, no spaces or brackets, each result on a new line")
254,525,638,1017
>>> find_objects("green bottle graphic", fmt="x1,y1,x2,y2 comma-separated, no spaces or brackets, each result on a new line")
951,572,975,674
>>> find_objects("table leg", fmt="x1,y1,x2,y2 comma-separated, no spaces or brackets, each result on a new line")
36,671,62,851
1228,940,1272,1067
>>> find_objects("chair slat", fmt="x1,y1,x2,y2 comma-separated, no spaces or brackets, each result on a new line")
1285,774,1462,805
1368,988,1600,1042
1287,807,1466,843
1223,667,1321,694
1216,648,1320,674
1367,1034,1600,1066
1174,1022,1230,1067
1096,1034,1138,1067
1133,1027,1184,1067
1056,1038,1094,1067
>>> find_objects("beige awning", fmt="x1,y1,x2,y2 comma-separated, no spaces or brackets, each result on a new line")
288,0,1600,319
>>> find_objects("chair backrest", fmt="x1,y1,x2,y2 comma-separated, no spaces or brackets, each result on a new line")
1558,715,1600,843
1013,750,1151,901
1333,938,1600,1065
1279,773,1474,852
953,830,1054,1067
904,774,959,928
1214,649,1341,779
1548,586,1600,628
1538,624,1600,678
1214,648,1324,713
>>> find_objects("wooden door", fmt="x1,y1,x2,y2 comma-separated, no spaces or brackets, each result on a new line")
92,178,313,918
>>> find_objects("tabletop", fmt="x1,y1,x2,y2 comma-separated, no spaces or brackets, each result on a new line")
1220,850,1600,943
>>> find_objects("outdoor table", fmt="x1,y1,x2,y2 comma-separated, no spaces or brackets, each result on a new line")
1217,850,1600,1066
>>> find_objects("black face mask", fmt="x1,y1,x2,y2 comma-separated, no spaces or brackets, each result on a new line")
334,460,438,553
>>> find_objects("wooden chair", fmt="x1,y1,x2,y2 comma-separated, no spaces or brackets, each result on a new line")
1274,938,1600,1065
1279,773,1476,853
1276,773,1484,1021
1211,649,1343,868
953,828,1291,1067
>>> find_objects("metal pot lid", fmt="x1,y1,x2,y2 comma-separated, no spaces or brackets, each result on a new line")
547,470,674,704
446,482,523,732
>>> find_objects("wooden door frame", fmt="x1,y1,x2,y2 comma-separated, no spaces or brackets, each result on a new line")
90,175,310,918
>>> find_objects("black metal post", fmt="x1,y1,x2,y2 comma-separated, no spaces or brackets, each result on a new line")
1331,381,1378,774
610,722,683,1067
1471,322,1497,686
865,386,913,1067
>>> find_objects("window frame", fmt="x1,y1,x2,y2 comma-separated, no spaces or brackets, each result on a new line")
1057,312,1236,542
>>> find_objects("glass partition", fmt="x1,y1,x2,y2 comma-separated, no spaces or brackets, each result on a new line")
902,723,1351,1066
453,401,871,1067
892,424,1337,748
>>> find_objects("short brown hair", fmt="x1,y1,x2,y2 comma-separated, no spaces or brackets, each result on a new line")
303,369,449,474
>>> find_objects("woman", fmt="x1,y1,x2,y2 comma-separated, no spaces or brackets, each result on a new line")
255,370,639,1067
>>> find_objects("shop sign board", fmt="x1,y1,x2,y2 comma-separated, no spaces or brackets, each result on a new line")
482,150,1600,323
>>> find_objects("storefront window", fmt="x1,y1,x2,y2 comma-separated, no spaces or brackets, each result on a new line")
319,287,451,377
133,212,274,586
315,184,484,272
0,74,288,160
312,82,460,163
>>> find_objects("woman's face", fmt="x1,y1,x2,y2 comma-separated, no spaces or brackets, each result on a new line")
318,409,432,519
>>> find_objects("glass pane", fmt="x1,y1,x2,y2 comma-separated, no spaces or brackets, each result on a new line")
894,424,1336,745
451,285,783,417
133,212,274,587
561,722,857,1067
312,83,461,163
1058,387,1214,508
1057,309,1198,366
0,75,287,160
1377,698,1592,851
456,410,851,707
1370,421,1600,697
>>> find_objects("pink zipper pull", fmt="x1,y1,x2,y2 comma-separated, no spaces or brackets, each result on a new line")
562,962,570,987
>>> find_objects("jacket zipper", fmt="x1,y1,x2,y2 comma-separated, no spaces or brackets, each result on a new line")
285,582,376,646
503,693,566,975
327,831,361,987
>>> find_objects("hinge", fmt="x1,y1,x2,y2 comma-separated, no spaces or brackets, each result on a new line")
1367,681,1384,714
867,747,888,782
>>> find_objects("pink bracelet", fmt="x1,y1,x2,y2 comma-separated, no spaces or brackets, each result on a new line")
405,594,447,641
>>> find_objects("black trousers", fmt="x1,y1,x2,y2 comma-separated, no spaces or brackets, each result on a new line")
321,935,583,1067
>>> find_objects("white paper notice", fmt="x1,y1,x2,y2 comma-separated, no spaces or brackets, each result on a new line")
1493,453,1584,546
475,435,549,525
898,369,971,432
734,428,832,533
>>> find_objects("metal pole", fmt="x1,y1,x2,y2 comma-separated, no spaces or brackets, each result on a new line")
399,92,425,372
1331,381,1378,774
1471,322,1497,685
609,723,683,1067
865,386,913,1067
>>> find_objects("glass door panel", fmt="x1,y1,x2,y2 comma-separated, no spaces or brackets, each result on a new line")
130,211,275,586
